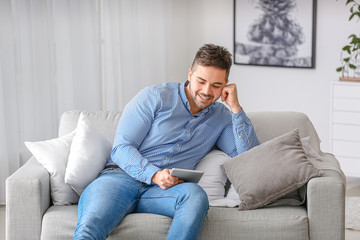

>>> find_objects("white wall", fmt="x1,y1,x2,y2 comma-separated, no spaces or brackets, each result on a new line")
172,0,358,152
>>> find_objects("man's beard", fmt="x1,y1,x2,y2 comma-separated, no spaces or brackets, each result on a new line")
189,83,215,110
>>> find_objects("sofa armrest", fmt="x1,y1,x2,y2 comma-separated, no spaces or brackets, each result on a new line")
307,159,345,240
6,157,51,240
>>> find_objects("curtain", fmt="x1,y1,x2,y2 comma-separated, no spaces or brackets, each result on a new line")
0,0,181,204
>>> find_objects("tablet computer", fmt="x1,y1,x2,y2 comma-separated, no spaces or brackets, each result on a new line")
170,168,204,183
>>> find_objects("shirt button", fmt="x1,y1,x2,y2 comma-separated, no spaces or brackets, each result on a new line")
186,130,189,133
177,144,180,147
165,157,168,160
234,118,237,121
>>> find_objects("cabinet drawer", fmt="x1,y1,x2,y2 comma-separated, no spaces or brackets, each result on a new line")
337,156,360,177
332,140,360,158
332,124,360,141
332,111,360,125
333,98,360,112
333,84,360,99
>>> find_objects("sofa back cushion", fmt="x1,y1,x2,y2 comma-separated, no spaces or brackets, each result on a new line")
59,110,321,152
58,110,122,143
247,111,321,152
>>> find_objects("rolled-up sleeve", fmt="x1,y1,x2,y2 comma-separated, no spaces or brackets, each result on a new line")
216,108,260,157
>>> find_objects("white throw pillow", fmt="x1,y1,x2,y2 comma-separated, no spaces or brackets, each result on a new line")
195,150,230,201
25,131,79,205
225,184,240,202
65,113,112,195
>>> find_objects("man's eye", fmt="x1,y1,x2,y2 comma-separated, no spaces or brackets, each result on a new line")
213,85,220,89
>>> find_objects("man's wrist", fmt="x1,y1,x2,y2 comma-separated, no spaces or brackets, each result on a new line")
145,165,161,185
230,104,242,114
151,170,160,184
231,107,246,124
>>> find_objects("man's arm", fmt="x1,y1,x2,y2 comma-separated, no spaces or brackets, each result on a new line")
111,87,162,185
217,83,260,156
111,87,185,189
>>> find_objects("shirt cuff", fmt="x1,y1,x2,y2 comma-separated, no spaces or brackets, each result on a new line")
231,107,247,126
143,164,161,185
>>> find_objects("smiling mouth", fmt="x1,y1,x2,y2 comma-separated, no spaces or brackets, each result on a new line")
198,94,212,102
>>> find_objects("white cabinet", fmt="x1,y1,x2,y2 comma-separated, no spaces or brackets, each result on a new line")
331,82,360,177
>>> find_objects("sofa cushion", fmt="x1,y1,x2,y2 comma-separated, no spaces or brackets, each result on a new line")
221,129,324,210
247,111,321,152
224,136,312,207
24,131,79,205
41,205,309,240
201,206,309,240
195,150,230,201
58,110,122,142
65,113,112,195
41,205,171,240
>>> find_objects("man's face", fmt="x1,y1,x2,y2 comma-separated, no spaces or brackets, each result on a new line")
186,64,228,114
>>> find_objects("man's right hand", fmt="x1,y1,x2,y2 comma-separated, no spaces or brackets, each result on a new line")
151,169,184,190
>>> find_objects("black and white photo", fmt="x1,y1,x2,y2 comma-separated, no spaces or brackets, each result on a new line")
234,0,316,68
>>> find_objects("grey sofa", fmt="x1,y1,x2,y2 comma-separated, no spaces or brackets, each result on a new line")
6,111,345,240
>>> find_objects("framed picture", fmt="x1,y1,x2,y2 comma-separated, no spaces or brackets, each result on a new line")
234,0,316,68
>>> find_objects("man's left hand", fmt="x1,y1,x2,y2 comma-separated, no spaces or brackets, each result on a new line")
152,169,183,190
221,83,242,114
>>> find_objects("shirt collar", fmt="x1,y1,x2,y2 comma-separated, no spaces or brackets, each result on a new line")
179,80,211,116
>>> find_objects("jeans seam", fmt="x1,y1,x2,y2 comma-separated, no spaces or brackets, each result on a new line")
140,194,179,199
140,194,180,210
106,199,138,238
106,179,142,238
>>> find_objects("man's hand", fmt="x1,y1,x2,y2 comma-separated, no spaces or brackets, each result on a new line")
221,83,242,114
152,169,184,190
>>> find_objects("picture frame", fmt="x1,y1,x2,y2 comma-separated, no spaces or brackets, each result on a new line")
233,0,316,68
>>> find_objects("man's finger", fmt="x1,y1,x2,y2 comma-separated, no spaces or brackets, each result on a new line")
221,89,228,102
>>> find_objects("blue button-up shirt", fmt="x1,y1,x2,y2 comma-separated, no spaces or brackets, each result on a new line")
107,81,259,184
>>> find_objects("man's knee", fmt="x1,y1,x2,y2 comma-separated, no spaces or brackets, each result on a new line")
180,183,209,210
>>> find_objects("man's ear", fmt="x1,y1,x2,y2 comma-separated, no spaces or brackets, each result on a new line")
225,79,229,85
188,68,192,80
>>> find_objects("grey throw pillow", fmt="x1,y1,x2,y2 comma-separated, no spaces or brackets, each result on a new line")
221,129,324,211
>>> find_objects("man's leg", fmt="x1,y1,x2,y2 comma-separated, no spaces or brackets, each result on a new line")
73,168,141,240
136,182,209,240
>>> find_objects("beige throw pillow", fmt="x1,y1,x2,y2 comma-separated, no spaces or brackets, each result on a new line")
221,129,323,210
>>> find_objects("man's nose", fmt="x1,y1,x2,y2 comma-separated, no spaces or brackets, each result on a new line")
203,84,212,95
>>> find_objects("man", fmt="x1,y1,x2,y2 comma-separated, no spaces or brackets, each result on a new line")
73,44,259,240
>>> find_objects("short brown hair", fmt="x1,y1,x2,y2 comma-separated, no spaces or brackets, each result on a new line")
191,44,232,80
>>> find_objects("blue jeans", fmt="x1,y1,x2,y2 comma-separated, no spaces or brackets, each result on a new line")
73,168,209,240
